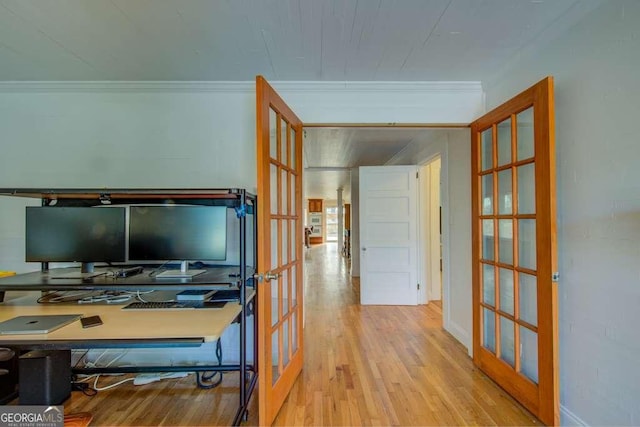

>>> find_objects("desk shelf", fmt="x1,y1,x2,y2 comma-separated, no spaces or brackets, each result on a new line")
0,266,255,292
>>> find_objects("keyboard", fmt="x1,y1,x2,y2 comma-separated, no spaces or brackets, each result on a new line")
122,301,195,310
122,301,226,310
51,272,106,280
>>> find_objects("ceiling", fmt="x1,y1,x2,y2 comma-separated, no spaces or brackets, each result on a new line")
0,0,589,203
0,0,583,81
303,127,450,201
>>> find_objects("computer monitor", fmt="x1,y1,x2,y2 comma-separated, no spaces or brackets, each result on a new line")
128,205,227,278
26,206,127,272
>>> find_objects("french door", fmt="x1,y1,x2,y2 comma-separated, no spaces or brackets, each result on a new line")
471,77,558,425
255,76,304,425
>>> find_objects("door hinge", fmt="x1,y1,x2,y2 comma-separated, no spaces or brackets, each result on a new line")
417,283,420,290
552,272,560,281
416,171,419,179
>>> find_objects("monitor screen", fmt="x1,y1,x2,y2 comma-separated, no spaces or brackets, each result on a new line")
128,205,227,262
26,207,126,263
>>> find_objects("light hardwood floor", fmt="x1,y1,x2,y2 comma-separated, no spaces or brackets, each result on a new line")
64,243,539,426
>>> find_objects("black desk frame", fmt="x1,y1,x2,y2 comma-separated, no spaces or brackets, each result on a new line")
0,188,258,426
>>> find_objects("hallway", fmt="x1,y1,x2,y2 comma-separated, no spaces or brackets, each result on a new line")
273,243,539,426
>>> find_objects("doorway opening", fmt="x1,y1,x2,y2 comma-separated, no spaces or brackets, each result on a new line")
419,156,443,317
325,205,338,242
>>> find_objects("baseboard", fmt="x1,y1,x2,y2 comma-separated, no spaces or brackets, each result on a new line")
444,320,472,357
561,405,588,426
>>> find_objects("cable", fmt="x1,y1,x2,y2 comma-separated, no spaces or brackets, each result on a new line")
197,339,224,389
136,290,150,303
37,290,98,304
92,374,135,391
148,261,170,277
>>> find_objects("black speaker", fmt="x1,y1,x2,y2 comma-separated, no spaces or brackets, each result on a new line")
0,347,18,404
19,350,71,405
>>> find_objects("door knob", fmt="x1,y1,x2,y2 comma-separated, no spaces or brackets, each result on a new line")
265,272,281,281
362,247,367,252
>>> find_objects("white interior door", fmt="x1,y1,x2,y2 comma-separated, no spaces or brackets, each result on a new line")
360,166,418,305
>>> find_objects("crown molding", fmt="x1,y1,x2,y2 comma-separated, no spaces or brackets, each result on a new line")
0,80,482,94
0,81,255,93
271,81,482,94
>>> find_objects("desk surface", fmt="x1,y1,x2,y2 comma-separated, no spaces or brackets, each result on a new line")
0,291,250,345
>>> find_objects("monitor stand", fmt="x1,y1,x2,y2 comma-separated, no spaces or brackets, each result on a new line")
155,261,205,279
81,262,95,273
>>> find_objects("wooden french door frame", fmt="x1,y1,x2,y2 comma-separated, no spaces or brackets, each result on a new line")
255,76,304,426
471,77,558,425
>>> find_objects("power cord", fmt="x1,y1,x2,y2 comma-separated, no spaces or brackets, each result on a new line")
147,262,170,277
196,339,224,389
92,374,134,391
71,381,97,396
37,290,98,304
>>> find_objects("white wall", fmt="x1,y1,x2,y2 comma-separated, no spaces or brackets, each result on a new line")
271,81,483,124
484,2,640,425
0,85,256,273
387,129,472,353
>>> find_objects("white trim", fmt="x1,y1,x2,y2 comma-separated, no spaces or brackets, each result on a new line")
561,405,588,426
0,81,255,93
417,164,430,304
272,81,482,94
0,80,482,95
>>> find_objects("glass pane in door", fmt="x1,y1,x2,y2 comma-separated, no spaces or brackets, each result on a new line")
282,269,289,316
483,308,496,353
498,169,513,215
291,265,297,307
290,220,297,262
497,117,512,166
283,319,290,367
292,312,298,352
499,268,514,316
520,326,539,383
518,220,537,270
270,164,278,215
482,264,495,306
519,273,538,326
517,163,536,214
269,109,278,160
500,316,515,367
517,107,535,161
280,118,288,164
281,171,288,214
498,220,513,265
482,174,494,215
481,128,493,171
271,219,279,270
272,328,280,385
290,128,296,168
482,220,494,261
290,175,296,215
281,219,288,265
